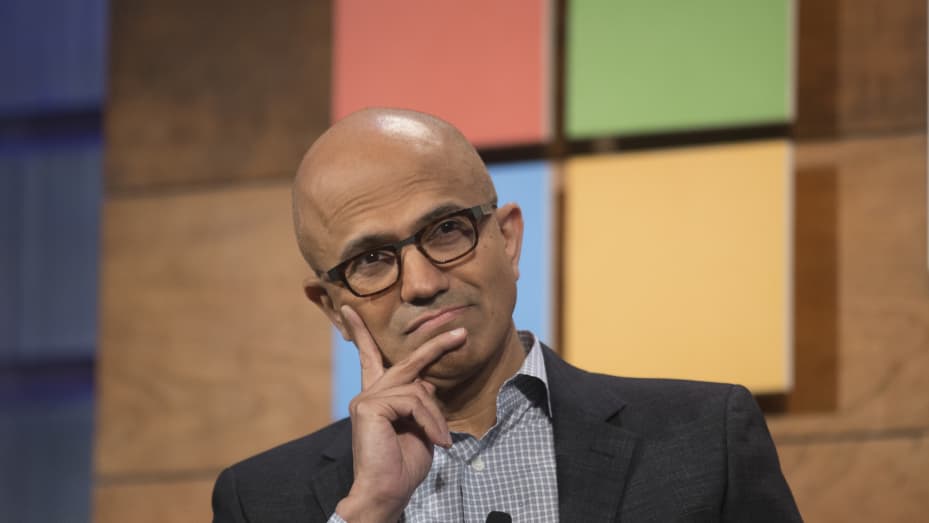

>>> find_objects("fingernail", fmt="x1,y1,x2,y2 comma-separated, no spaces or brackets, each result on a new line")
449,328,466,337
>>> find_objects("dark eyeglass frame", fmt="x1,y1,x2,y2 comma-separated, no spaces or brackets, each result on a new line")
322,201,498,297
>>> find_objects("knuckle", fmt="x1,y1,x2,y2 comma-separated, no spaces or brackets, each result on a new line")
353,399,377,417
348,395,371,416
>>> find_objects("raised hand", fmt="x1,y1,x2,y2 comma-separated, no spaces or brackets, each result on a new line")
334,305,466,523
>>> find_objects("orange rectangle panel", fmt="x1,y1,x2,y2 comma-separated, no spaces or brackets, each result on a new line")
564,140,793,393
333,0,550,147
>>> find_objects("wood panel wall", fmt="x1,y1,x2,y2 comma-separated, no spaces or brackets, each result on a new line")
105,0,331,192
775,0,929,519
795,0,926,138
94,183,336,520
95,1,334,520
95,1,928,521
773,134,929,520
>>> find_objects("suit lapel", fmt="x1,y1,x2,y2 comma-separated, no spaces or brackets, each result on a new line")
308,424,355,520
543,346,639,522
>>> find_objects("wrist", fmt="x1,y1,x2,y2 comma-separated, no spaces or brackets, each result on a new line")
335,493,404,523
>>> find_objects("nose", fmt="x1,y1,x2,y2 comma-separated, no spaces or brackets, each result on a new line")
398,246,449,303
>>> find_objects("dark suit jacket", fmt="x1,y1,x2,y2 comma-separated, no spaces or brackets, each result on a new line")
213,346,801,522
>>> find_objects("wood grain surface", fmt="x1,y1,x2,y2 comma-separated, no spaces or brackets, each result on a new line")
770,133,929,438
794,0,840,138
788,164,839,411
95,183,333,477
105,0,332,192
95,477,214,523
795,0,926,138
777,434,929,522
836,0,927,135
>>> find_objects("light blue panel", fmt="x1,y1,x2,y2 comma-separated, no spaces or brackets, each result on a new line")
331,328,361,419
332,162,553,418
488,161,553,343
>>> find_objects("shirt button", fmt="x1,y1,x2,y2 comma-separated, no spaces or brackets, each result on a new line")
470,456,485,471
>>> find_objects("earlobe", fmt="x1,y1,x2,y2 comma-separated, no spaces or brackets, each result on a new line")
303,276,351,340
496,203,524,280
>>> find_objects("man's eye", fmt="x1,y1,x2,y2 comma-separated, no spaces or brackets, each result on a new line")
436,219,466,234
359,250,393,265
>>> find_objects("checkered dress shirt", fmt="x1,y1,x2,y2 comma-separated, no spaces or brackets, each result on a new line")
331,331,559,522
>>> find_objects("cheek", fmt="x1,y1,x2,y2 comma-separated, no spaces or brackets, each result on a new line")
353,299,397,346
484,231,518,282
476,243,518,317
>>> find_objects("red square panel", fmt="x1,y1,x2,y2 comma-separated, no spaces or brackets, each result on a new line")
333,0,550,147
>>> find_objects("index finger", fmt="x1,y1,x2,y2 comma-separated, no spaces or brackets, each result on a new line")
378,327,467,388
340,305,385,389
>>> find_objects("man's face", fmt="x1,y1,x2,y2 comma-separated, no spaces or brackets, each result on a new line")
297,127,523,388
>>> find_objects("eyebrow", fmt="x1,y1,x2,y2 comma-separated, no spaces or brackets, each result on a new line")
336,202,466,262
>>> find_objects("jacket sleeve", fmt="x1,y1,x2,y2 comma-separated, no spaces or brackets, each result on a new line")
212,467,249,523
722,384,803,522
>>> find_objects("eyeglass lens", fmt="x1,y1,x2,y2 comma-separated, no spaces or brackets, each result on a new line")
344,214,478,295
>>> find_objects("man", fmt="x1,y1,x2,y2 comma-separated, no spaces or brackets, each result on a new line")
212,108,801,522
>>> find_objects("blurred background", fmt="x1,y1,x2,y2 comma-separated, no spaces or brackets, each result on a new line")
1,0,927,521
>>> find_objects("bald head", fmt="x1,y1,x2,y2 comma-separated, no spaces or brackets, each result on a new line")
292,108,496,269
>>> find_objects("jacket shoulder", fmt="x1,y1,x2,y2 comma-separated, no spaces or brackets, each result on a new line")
228,417,352,483
608,372,747,426
212,418,353,522
543,345,739,432
545,346,746,438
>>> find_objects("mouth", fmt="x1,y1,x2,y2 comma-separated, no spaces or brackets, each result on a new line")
404,305,470,336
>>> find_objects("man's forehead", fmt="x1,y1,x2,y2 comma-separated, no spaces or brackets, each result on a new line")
331,199,474,260
292,108,494,267
307,162,477,219
303,124,489,208
300,135,470,210
297,164,489,265
324,173,483,236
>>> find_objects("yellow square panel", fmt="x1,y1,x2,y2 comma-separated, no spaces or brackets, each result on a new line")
564,140,792,393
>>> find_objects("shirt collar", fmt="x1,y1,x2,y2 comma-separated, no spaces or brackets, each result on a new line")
443,330,553,449
513,330,552,417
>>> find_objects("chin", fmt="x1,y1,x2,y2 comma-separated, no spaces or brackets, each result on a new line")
419,347,475,382
423,349,465,374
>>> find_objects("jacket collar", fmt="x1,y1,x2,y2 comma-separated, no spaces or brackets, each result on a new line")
542,344,640,522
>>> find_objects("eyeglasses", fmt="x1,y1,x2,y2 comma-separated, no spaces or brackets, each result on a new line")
323,202,497,297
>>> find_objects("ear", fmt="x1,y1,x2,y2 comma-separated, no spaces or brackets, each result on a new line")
303,274,351,341
495,203,524,280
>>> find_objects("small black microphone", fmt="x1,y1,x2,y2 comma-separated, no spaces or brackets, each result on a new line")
486,511,512,523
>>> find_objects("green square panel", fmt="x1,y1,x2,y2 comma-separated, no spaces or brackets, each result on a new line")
566,0,791,138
